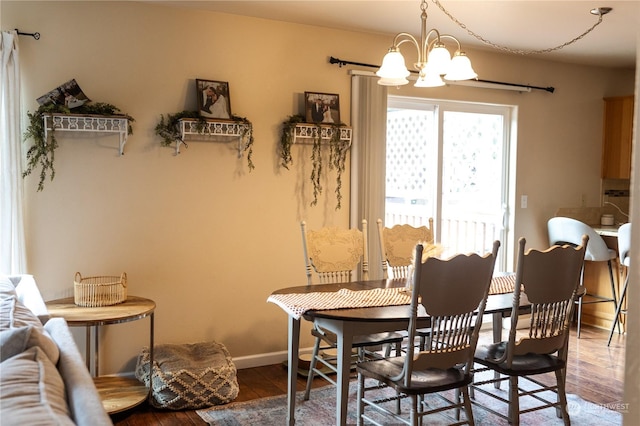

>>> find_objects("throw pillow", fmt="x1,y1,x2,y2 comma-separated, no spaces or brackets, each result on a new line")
0,346,74,426
0,327,30,362
0,275,17,299
0,296,60,364
0,325,60,364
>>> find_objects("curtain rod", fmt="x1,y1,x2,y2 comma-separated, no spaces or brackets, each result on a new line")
329,56,554,93
16,29,40,40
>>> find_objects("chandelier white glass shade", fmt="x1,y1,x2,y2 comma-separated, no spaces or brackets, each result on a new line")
377,0,476,87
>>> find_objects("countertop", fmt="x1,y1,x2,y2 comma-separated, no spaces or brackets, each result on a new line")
591,225,620,237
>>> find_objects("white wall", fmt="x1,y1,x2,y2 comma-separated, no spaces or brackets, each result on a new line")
2,1,635,374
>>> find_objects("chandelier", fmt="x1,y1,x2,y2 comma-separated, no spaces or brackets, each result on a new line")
377,0,613,88
376,0,476,88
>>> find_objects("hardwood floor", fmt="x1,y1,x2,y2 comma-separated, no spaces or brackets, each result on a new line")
111,324,626,425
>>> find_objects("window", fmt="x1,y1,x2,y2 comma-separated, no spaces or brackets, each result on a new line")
385,96,514,271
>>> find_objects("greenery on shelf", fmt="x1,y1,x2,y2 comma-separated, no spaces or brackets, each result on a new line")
23,102,134,191
155,111,254,170
279,114,351,210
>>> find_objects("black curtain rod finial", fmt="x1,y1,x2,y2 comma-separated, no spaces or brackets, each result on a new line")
15,29,40,40
329,56,347,67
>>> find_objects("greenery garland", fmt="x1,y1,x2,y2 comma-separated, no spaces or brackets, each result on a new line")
23,102,134,191
155,111,254,170
279,115,350,209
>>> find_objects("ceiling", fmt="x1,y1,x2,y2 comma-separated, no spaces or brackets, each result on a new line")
150,0,639,69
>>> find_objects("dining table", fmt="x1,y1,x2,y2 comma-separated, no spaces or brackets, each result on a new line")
268,275,526,426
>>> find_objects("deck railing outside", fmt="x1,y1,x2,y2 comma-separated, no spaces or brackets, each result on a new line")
384,209,503,256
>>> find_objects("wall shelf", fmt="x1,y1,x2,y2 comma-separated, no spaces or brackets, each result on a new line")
176,118,251,156
44,113,129,155
291,123,352,147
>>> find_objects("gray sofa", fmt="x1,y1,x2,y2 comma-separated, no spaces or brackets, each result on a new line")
0,274,112,426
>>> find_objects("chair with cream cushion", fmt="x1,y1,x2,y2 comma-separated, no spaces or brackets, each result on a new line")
608,222,631,346
300,220,404,401
377,218,437,350
376,218,434,280
547,216,619,338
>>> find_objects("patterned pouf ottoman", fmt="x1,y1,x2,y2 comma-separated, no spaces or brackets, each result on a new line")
135,340,239,410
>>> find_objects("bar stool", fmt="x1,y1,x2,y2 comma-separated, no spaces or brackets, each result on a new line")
547,217,619,338
608,223,631,345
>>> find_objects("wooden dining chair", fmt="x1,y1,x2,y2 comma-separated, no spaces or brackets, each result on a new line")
300,220,404,401
377,218,439,351
471,236,587,426
376,218,434,279
356,240,500,426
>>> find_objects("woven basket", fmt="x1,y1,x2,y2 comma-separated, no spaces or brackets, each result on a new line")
74,272,127,307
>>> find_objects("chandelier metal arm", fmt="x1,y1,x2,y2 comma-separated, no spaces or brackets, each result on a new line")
436,34,462,53
393,33,421,51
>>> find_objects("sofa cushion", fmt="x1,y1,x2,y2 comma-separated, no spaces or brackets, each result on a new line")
0,293,60,364
0,325,60,364
1,293,44,329
0,346,74,426
0,276,17,298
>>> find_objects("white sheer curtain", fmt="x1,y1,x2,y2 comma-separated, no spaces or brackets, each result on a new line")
350,72,387,279
0,30,27,274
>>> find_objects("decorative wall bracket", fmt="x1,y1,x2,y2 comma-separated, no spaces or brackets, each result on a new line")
176,118,251,156
44,113,129,155
291,123,352,147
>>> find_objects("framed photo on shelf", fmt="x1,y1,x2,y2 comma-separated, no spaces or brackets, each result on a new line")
305,92,340,124
36,78,90,109
196,79,231,119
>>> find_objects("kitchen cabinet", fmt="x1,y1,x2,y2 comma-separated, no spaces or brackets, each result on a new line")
601,95,635,179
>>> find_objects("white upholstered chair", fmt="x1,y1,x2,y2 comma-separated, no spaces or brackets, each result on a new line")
376,218,434,280
300,220,404,400
608,222,631,345
547,217,619,338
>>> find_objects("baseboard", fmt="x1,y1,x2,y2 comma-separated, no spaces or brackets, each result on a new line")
232,346,315,370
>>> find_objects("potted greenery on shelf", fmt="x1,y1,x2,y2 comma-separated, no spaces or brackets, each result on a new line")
279,114,351,209
155,111,254,170
23,102,134,191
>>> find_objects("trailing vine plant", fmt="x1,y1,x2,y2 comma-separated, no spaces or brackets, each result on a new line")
23,102,134,191
279,115,350,209
328,124,350,209
279,114,305,169
155,111,254,170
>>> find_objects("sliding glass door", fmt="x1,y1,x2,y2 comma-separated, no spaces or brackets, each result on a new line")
385,96,512,271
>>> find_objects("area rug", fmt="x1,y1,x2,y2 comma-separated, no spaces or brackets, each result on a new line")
197,378,622,425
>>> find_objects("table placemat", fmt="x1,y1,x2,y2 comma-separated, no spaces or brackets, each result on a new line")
267,287,411,320
268,274,517,320
489,274,516,295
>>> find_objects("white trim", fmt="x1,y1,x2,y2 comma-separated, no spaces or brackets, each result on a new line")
232,347,314,370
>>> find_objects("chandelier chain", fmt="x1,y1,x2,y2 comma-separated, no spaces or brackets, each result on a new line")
431,0,605,55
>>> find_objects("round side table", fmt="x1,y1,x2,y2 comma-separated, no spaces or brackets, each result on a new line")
45,296,155,414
